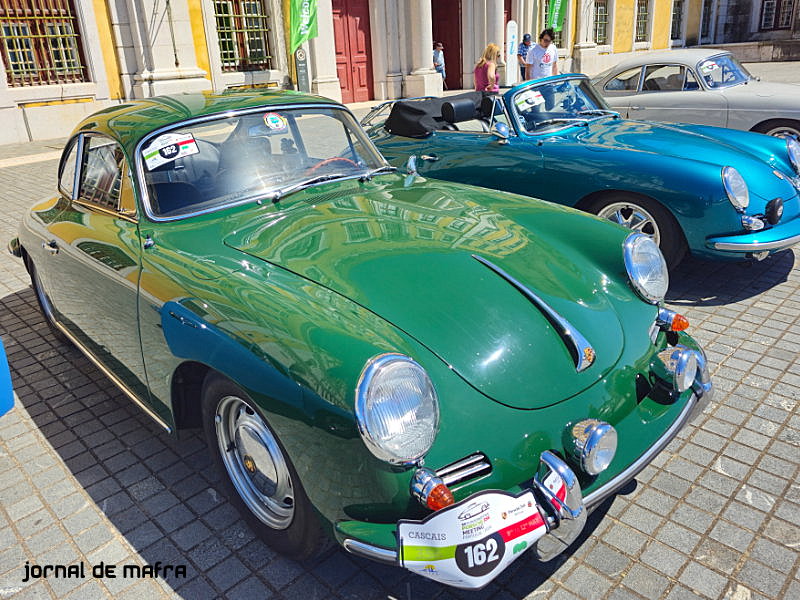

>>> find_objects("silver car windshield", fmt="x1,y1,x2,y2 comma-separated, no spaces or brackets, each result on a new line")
140,106,387,218
696,54,752,89
510,79,612,133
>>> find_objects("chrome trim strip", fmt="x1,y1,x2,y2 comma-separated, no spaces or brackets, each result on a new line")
472,255,596,371
48,315,172,433
133,103,389,223
583,391,698,508
436,453,486,477
440,462,491,487
712,232,800,251
342,539,397,564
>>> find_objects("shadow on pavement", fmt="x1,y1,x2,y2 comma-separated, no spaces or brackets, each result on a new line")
666,250,795,306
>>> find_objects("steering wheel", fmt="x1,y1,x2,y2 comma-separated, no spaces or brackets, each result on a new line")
306,157,359,174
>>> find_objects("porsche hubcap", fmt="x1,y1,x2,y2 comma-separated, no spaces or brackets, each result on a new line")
597,202,661,246
766,125,800,138
215,396,295,529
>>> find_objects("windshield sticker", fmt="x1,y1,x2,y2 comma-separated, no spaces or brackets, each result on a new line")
142,133,199,171
514,90,545,109
264,112,288,131
699,61,719,75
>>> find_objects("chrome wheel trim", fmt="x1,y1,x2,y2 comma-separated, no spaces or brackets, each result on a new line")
766,125,800,138
596,202,661,246
215,395,295,530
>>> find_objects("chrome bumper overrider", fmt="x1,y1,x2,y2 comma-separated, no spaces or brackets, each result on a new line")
343,353,714,568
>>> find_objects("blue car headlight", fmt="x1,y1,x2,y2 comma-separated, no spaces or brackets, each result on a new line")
623,233,668,304
722,166,749,212
787,137,800,175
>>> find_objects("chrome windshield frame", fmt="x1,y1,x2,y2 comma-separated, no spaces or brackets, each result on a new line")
133,103,391,223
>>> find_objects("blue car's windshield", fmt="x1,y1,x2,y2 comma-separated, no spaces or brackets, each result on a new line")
696,54,752,89
510,78,612,133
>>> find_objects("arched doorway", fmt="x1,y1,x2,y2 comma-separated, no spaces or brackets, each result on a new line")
332,0,374,103
432,0,462,90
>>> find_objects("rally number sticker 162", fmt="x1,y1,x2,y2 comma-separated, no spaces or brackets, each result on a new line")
398,490,548,589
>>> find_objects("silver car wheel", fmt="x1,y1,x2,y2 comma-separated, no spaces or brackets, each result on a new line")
765,124,800,138
596,202,661,246
215,395,295,530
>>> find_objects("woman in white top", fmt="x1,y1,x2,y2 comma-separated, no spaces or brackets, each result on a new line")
525,28,558,80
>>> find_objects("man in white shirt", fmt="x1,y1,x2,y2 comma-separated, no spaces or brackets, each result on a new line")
525,28,558,80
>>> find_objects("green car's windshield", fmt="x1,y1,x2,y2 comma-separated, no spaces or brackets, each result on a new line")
140,106,387,218
696,54,752,89
510,78,611,133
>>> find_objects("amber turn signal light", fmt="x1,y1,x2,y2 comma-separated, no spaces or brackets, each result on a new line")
411,467,456,511
670,314,690,331
427,483,455,511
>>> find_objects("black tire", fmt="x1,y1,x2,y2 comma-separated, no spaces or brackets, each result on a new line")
588,193,687,269
201,373,332,561
752,119,800,138
26,256,71,345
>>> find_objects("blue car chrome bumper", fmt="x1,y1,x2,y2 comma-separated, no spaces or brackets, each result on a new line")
706,212,800,256
0,338,13,418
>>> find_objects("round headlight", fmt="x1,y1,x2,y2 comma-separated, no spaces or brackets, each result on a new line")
787,138,800,175
565,419,618,476
623,233,669,304
355,353,439,465
722,166,749,211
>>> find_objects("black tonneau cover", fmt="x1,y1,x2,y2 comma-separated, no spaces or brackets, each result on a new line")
384,92,485,138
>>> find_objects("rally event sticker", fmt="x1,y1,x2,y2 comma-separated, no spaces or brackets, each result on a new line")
514,90,545,109
263,112,288,132
142,133,199,171
699,61,719,75
398,489,548,589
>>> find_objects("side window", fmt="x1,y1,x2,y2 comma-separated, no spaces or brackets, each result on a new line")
684,69,699,91
58,138,80,197
78,136,124,210
604,68,642,93
642,65,689,92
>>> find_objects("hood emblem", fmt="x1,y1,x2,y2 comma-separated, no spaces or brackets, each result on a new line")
472,255,596,372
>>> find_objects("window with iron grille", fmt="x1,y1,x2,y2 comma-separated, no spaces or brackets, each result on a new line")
543,0,564,48
0,0,87,86
700,0,713,37
671,0,684,40
761,0,795,29
594,0,609,45
214,0,273,71
635,0,650,42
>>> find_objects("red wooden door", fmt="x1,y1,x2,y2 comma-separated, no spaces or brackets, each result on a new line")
432,0,462,90
332,0,374,103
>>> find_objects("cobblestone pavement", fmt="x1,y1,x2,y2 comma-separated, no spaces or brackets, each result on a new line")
0,139,799,600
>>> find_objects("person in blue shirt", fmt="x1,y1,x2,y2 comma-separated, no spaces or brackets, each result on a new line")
433,42,446,89
517,33,532,81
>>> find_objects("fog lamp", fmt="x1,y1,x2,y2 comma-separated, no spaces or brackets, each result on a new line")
410,467,455,511
564,419,618,476
741,215,765,231
765,198,784,225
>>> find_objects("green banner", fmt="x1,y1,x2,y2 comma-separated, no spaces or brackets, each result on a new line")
290,0,318,53
547,0,567,32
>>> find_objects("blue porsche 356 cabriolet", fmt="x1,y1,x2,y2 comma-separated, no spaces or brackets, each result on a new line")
363,74,800,267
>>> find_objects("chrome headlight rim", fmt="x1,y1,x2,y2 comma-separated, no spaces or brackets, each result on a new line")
355,352,440,466
787,137,800,175
623,233,669,305
722,166,749,212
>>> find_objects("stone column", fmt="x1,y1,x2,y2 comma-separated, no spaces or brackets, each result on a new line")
123,0,210,97
310,0,343,101
572,0,597,74
404,0,442,96
487,0,505,82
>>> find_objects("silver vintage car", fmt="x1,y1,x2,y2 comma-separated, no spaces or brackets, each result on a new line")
592,49,800,138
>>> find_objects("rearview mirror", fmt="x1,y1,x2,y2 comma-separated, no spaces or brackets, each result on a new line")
491,122,510,141
406,155,418,175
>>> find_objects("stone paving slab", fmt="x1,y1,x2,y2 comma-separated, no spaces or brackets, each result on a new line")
0,142,798,600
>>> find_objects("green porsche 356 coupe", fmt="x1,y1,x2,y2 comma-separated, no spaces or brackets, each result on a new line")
9,91,712,589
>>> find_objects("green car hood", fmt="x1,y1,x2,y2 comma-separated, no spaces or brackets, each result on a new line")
577,119,787,201
224,177,629,410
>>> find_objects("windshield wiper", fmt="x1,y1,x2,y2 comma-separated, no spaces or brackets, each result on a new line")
533,118,589,129
268,173,349,203
577,109,620,118
359,165,397,181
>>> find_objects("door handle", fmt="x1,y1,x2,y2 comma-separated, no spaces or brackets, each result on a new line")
42,240,59,255
421,154,439,162
143,235,155,249
630,106,643,111
168,310,198,329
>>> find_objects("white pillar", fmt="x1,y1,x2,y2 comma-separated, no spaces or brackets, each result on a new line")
487,0,505,83
310,0,343,101
572,0,597,74
123,0,210,97
404,0,443,96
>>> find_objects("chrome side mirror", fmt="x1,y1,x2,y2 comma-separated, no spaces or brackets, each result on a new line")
491,122,510,142
406,155,418,175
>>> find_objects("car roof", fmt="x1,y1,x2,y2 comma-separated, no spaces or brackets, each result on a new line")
74,89,342,155
600,48,731,75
